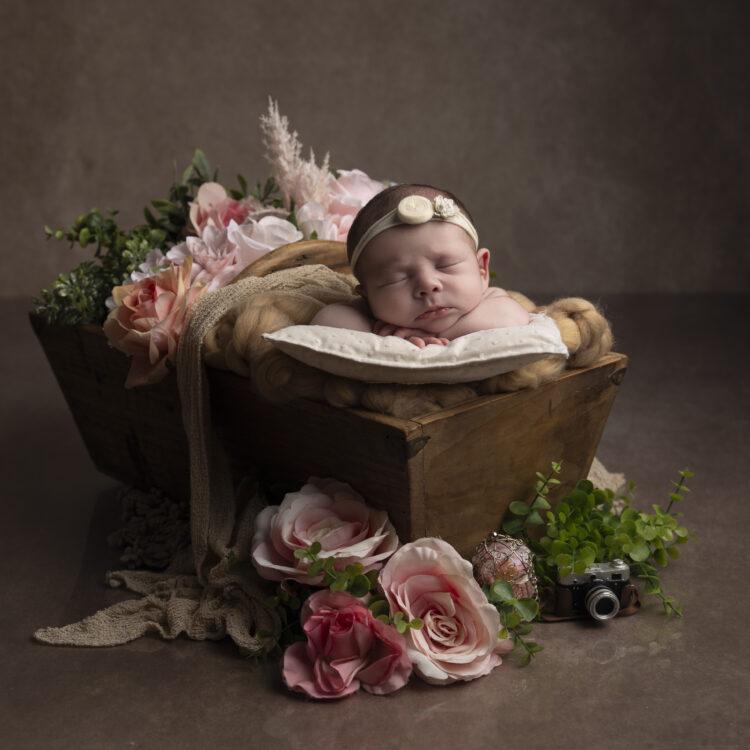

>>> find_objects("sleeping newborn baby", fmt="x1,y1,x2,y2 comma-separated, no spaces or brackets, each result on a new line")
310,183,530,348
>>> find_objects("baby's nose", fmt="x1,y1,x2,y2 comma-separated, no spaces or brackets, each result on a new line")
415,273,442,295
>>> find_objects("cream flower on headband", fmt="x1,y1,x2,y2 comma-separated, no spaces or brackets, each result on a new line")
433,195,459,219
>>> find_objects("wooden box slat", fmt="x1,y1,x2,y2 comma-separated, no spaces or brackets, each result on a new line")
30,312,627,556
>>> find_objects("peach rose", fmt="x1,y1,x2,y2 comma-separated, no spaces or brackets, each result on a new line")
251,477,399,584
282,590,412,699
103,258,206,387
378,537,512,685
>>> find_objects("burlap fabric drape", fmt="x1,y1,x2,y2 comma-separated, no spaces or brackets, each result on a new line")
34,264,622,652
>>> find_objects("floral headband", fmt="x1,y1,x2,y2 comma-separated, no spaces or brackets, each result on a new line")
350,194,480,272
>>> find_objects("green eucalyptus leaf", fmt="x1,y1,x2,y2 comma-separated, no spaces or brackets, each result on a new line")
368,599,390,617
491,581,515,602
573,559,588,574
531,496,552,511
639,525,657,541
666,545,680,560
309,541,322,555
509,501,530,516
349,574,371,597
654,548,668,567
504,611,521,629
515,598,539,621
293,548,308,560
502,518,525,535
330,577,348,592
527,510,545,525
628,541,650,562
550,540,568,556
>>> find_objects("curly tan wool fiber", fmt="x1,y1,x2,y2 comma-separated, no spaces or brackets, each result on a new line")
205,268,614,419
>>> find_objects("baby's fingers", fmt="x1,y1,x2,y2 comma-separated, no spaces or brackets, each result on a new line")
407,336,426,348
374,322,397,336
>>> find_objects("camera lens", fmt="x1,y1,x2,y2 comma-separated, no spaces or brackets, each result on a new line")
585,586,620,621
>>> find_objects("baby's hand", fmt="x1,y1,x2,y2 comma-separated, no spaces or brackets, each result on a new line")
372,319,449,347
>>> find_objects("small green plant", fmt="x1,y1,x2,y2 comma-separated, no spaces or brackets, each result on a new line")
293,541,378,597
33,149,271,327
483,580,543,666
503,463,694,616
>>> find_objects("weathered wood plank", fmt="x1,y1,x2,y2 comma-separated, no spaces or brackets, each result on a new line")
415,353,627,556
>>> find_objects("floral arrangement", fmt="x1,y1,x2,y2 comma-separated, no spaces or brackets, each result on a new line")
245,464,694,699
33,99,389,387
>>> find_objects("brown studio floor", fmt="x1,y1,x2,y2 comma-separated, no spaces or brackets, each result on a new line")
2,294,749,750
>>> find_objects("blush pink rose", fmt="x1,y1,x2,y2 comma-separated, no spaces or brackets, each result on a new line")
296,169,387,242
189,181,263,234
103,258,206,387
282,590,412,699
378,537,512,686
251,477,399,584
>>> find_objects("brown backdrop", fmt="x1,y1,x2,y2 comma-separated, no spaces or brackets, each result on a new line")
3,0,749,300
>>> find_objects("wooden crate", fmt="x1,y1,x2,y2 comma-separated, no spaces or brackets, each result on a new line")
30,241,627,556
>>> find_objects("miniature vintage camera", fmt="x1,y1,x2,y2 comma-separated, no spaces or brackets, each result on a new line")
556,559,630,621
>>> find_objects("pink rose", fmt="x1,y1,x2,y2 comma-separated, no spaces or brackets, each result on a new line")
167,227,244,292
103,258,206,387
378,538,511,685
297,169,386,242
282,590,412,699
189,181,263,234
251,477,399,584
327,168,386,217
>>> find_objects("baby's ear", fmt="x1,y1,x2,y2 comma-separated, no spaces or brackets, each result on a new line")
477,248,491,284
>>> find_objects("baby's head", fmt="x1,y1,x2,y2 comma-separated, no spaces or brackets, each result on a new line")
346,184,491,331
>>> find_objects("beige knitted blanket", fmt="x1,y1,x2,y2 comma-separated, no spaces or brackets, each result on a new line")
34,264,624,652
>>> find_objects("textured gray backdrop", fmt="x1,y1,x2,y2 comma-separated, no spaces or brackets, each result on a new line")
3,0,749,300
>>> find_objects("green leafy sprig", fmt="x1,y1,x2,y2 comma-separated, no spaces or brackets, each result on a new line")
483,580,543,666
293,541,378,597
34,149,276,327
503,463,695,616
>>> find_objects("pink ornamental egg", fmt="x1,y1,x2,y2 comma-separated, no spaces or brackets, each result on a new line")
472,532,538,601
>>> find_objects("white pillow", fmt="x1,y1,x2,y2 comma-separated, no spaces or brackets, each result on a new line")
261,313,568,385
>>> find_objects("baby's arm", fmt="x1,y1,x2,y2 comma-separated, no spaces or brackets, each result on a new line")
441,291,530,341
309,303,374,332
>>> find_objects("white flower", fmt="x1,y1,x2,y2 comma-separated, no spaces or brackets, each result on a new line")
295,201,339,241
433,195,458,219
228,216,303,256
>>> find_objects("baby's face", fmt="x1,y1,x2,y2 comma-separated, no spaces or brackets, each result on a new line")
354,221,491,331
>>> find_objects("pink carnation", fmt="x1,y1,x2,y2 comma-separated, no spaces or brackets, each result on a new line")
251,477,399,585
103,258,206,387
378,537,512,686
282,590,412,699
167,219,302,292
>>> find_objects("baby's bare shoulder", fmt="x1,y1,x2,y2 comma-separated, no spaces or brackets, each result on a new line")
309,299,374,332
